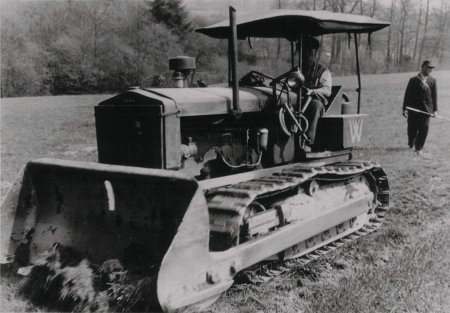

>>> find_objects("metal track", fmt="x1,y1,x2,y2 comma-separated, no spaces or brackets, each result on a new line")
207,161,390,283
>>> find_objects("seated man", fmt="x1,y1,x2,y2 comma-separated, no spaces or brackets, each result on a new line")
300,36,332,150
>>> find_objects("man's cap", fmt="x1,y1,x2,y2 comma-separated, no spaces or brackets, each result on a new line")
300,36,320,50
422,60,436,68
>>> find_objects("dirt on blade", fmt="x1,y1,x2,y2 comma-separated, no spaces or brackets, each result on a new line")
17,244,160,313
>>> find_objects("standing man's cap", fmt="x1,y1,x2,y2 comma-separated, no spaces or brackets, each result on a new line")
422,60,436,68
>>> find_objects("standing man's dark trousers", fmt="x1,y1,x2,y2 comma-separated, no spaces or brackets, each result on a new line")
407,111,430,151
303,99,324,144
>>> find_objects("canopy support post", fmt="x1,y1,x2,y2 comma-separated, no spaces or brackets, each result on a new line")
297,35,303,112
298,35,303,70
290,41,295,68
354,33,362,114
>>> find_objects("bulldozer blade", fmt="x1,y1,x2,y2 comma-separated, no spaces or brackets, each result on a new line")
156,187,233,312
0,158,230,312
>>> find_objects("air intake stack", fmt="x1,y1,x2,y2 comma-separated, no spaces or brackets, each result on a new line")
169,56,196,88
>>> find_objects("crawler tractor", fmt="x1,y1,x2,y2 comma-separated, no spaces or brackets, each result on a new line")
1,8,390,313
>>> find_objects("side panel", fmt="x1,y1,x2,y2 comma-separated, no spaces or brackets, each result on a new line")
342,114,366,147
315,114,366,150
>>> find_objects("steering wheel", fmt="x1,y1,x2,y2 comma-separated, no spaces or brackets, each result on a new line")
278,100,310,137
271,67,312,139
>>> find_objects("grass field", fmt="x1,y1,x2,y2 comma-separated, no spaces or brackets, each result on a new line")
1,71,450,312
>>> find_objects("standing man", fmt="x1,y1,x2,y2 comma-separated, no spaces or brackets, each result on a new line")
402,60,438,155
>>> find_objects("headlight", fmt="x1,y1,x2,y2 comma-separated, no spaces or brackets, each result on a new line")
287,69,305,89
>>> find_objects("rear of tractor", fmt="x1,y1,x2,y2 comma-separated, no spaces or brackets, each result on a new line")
1,8,390,313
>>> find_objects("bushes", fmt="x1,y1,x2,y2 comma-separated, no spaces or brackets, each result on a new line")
2,0,447,98
1,1,187,96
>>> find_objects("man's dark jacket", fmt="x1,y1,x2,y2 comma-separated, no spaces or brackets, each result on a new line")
403,74,438,114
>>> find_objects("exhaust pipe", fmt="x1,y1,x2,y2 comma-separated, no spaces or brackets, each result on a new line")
229,6,241,119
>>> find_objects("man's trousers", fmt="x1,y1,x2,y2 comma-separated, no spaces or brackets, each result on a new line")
407,111,430,151
303,99,324,144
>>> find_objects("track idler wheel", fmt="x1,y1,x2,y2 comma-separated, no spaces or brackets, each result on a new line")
305,180,319,196
240,201,266,243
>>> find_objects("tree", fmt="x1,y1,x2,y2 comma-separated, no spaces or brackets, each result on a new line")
275,0,282,66
0,16,49,97
417,0,430,65
366,0,377,59
182,32,220,69
65,0,118,91
398,0,411,71
386,0,396,70
150,0,192,37
412,0,423,64
431,0,449,62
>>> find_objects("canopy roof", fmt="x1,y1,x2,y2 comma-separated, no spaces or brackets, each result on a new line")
196,9,390,40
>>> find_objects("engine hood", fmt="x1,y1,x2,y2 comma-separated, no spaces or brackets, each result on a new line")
98,86,276,117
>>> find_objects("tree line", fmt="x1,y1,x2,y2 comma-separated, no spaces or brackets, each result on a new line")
1,0,448,98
